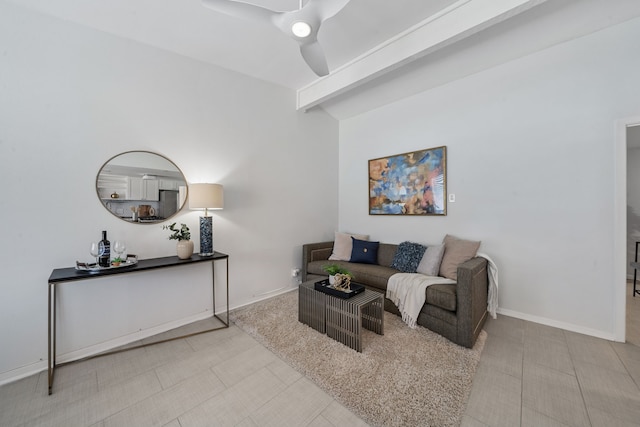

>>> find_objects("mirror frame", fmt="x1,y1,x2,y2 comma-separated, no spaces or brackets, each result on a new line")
95,150,188,224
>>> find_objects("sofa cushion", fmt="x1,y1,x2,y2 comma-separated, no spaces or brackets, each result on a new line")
416,244,445,276
347,264,398,291
439,235,480,280
391,241,427,273
378,243,399,267
307,260,351,277
425,284,457,312
306,260,397,291
350,238,379,264
420,303,458,327
328,232,368,261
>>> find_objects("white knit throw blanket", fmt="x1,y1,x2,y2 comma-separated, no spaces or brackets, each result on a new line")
386,273,456,328
478,253,499,319
387,255,500,328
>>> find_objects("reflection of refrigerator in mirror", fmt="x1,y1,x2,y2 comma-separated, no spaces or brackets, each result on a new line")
179,186,187,212
158,190,179,219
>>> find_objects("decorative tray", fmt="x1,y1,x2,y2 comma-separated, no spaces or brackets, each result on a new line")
76,255,138,272
314,279,365,299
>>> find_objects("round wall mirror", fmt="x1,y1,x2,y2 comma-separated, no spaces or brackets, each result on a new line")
96,151,188,224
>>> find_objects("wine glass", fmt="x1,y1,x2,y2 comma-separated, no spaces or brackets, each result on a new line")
89,242,100,266
113,240,126,261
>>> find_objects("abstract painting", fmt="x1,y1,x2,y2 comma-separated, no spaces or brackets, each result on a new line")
369,146,447,215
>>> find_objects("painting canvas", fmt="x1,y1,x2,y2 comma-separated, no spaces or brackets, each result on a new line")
369,146,446,215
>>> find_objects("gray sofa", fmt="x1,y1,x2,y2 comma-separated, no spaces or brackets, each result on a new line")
302,241,488,348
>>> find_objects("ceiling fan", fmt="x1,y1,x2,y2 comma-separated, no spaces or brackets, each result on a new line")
201,0,351,76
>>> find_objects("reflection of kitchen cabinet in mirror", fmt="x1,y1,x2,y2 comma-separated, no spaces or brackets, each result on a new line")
96,151,188,224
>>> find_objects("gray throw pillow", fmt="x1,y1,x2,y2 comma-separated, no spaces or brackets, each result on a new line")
416,244,445,276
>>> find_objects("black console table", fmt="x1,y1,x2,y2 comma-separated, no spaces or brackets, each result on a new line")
47,252,229,395
630,242,640,298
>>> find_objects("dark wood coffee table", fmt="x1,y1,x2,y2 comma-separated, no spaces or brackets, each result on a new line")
298,280,384,352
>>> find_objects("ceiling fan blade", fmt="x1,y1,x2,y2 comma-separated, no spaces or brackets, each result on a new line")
300,39,329,76
313,0,351,21
201,0,350,76
201,0,277,24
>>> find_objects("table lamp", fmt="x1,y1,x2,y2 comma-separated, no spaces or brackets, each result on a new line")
189,183,224,256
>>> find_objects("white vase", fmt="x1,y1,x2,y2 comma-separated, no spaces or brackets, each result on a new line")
329,275,336,285
176,240,194,259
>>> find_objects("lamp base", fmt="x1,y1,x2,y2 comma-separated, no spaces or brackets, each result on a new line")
199,216,213,256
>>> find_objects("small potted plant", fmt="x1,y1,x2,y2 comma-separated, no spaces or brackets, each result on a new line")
163,222,193,259
111,256,123,267
323,264,354,285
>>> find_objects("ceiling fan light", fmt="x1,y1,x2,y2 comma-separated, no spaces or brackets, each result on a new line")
291,21,311,38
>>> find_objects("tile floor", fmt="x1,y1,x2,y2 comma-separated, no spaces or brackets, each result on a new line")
627,281,640,347
462,282,640,427
0,287,638,427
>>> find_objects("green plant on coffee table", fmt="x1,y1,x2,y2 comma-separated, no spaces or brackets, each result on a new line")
323,264,354,278
163,222,191,241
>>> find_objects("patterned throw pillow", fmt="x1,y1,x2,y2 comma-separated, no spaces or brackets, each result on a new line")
391,241,427,273
350,238,379,264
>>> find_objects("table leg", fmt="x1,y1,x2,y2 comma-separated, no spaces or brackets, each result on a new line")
299,284,326,333
212,256,230,327
326,297,362,352
362,296,384,335
225,256,229,326
635,242,639,298
211,259,216,317
48,282,55,395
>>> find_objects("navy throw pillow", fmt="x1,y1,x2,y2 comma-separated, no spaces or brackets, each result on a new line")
391,241,427,272
350,237,379,264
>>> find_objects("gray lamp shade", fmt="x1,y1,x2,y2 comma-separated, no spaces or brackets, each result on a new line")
189,183,224,210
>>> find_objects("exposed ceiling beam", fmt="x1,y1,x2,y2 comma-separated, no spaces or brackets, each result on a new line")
296,0,549,112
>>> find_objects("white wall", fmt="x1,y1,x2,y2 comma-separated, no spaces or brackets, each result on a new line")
339,16,640,339
0,2,338,383
627,146,640,277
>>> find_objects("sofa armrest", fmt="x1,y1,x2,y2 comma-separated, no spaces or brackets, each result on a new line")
455,257,489,348
302,241,334,281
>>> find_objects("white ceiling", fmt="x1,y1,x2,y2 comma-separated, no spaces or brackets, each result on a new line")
7,0,462,88
7,0,640,119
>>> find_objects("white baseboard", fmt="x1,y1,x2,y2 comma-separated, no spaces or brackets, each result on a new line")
0,287,304,388
0,287,306,388
231,285,298,311
0,310,215,387
56,311,214,364
0,361,48,387
496,308,618,342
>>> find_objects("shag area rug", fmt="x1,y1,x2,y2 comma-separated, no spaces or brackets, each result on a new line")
230,289,486,427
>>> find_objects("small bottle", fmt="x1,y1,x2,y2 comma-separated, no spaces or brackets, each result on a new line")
99,230,111,267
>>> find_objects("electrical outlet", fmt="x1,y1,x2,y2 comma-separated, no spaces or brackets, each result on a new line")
448,194,456,203
291,268,300,277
